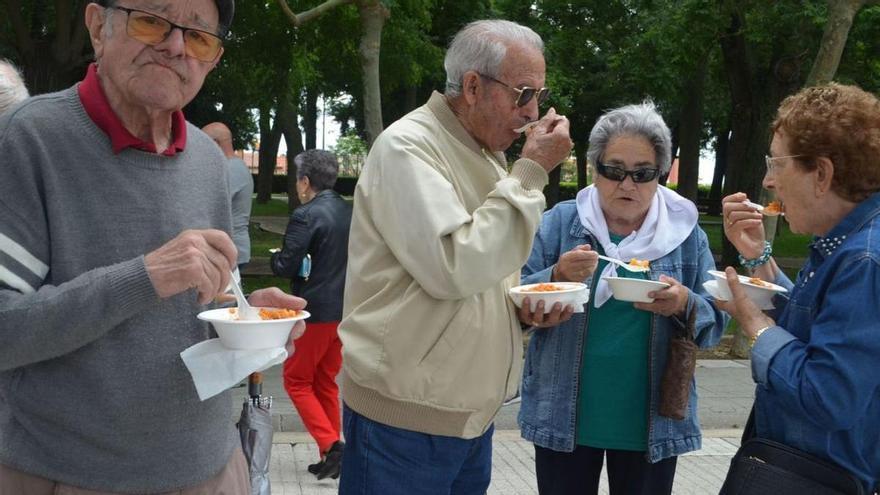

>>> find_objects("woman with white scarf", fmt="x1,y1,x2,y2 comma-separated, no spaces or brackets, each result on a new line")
516,102,728,495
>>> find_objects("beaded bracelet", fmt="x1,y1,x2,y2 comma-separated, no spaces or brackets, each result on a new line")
738,241,772,269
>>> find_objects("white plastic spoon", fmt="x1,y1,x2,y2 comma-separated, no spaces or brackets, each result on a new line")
743,200,783,216
597,254,650,273
229,270,259,320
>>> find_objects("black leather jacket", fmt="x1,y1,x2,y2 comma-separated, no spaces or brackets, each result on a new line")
270,190,352,322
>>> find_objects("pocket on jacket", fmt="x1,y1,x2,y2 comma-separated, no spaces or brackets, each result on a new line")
416,300,475,372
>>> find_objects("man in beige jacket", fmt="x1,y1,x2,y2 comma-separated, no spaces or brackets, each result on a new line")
338,19,574,494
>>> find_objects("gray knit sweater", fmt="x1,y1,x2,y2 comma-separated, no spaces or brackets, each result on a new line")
0,87,237,492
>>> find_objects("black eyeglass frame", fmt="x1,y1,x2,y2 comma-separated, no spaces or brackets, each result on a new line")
478,73,550,108
595,161,662,183
108,5,224,62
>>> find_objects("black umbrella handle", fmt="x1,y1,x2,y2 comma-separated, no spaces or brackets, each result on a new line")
248,372,263,399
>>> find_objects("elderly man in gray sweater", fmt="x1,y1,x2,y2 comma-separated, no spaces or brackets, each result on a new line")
0,1,304,494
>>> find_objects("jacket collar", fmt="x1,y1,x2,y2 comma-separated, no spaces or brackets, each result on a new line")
810,192,880,260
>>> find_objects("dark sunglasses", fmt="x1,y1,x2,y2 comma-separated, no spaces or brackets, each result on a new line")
596,162,661,183
479,74,550,107
108,6,224,62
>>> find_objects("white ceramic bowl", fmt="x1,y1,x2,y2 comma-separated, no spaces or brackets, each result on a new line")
705,270,787,310
509,282,589,313
603,277,670,303
197,307,310,350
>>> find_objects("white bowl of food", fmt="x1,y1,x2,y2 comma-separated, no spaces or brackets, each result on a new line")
603,277,670,303
705,270,787,310
197,307,310,350
509,282,589,313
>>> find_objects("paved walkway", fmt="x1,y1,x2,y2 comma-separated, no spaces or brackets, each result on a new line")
264,430,740,494
233,359,754,494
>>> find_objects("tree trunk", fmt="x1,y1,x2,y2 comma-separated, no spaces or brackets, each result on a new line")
708,125,730,217
805,0,867,86
719,5,768,359
6,0,91,94
676,53,709,202
304,87,319,150
575,139,589,190
545,168,561,209
256,105,283,203
276,0,387,148
356,0,389,148
277,96,304,212
719,6,761,269
405,86,419,113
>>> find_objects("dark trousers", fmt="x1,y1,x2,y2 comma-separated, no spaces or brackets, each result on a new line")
535,444,677,495
339,404,493,495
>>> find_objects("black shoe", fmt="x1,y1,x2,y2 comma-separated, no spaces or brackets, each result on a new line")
307,460,324,475
316,440,344,480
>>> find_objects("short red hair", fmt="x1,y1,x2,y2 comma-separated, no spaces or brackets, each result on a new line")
772,83,880,202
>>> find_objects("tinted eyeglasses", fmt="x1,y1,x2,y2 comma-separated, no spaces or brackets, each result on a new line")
479,74,550,107
596,162,661,183
109,6,224,62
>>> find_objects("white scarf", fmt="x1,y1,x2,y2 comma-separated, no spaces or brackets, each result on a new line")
575,184,698,307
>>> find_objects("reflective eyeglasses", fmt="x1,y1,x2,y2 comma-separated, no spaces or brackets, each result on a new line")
109,6,224,62
764,154,805,174
596,162,661,183
479,74,550,107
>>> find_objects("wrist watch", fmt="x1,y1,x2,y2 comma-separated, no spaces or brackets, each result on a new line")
749,325,771,348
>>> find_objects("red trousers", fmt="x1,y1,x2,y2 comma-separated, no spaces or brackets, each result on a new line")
283,321,343,454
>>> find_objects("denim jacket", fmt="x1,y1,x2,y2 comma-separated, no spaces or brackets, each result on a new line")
750,192,880,493
517,200,727,462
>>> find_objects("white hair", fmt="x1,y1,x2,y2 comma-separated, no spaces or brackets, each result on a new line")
444,20,544,98
0,59,29,115
587,101,674,174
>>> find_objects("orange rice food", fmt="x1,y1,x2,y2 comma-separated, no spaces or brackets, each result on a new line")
629,258,650,269
764,201,784,214
523,283,565,292
258,308,300,320
226,307,301,320
748,277,769,287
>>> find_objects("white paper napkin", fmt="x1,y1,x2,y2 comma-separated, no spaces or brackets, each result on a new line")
181,339,288,401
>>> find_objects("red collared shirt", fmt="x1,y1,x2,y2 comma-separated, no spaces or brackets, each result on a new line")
77,63,187,156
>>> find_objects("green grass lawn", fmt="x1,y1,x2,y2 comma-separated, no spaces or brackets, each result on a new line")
249,223,283,255
251,198,290,217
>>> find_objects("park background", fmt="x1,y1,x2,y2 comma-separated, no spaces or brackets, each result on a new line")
3,0,880,355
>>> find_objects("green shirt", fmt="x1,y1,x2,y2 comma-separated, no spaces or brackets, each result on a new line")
576,235,651,451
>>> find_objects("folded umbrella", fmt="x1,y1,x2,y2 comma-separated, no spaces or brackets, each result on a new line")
237,372,273,495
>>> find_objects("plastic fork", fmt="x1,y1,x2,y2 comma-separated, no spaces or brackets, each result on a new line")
514,121,540,133
597,254,650,273
743,200,783,217
229,270,259,320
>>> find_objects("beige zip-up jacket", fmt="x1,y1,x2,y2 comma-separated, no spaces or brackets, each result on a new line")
339,92,549,439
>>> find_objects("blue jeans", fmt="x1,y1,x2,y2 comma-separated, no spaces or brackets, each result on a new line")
339,403,494,495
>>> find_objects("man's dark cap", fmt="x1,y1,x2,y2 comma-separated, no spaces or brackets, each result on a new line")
96,1,235,36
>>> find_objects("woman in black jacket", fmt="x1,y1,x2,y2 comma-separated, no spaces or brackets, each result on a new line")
270,149,352,480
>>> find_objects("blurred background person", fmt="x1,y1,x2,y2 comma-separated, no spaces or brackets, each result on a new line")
271,149,351,480
517,102,728,495
203,121,253,271
0,58,29,115
720,83,880,494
